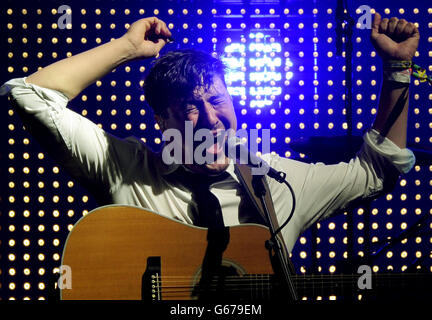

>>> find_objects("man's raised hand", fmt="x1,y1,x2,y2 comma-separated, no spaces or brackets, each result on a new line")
121,17,172,60
370,12,420,61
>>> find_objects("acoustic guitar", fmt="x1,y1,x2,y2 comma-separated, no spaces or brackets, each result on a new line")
59,205,431,301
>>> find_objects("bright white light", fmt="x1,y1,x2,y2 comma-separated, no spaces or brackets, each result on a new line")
250,87,282,96
222,57,245,69
227,86,246,96
250,72,282,82
249,32,265,39
250,100,273,108
249,57,282,68
286,72,294,80
225,71,245,82
223,33,288,108
224,43,246,53
249,43,281,53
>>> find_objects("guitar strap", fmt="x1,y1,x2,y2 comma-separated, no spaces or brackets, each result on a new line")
234,163,296,275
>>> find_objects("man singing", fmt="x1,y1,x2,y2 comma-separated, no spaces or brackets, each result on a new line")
1,13,419,297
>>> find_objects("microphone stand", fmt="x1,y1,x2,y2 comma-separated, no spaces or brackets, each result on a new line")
251,173,298,301
336,0,355,137
336,0,356,266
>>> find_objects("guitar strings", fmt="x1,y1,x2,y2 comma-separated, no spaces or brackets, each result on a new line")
148,274,429,299
149,273,429,290
151,273,428,281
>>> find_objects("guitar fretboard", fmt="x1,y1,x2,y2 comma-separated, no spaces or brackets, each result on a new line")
149,272,432,301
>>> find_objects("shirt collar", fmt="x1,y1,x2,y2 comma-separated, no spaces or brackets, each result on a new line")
161,159,240,184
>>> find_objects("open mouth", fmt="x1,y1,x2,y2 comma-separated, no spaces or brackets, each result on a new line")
205,130,227,157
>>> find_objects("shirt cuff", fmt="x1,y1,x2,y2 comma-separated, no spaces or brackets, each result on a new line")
363,129,415,174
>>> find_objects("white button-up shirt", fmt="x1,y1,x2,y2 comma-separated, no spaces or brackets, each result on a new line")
1,77,415,252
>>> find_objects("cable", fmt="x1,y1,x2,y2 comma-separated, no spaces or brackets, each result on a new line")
269,171,296,238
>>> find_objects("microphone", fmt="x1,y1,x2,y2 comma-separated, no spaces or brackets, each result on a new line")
225,136,286,182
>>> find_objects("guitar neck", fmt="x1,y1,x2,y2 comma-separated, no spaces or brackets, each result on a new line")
292,272,432,300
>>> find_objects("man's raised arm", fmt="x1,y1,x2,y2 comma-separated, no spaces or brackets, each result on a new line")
26,17,171,100
370,13,420,148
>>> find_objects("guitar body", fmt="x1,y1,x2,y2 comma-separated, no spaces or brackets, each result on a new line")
60,205,275,300
59,205,432,301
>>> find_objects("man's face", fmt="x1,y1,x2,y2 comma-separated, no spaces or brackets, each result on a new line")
157,75,237,175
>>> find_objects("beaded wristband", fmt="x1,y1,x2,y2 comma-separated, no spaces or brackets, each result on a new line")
383,60,412,71
382,60,412,84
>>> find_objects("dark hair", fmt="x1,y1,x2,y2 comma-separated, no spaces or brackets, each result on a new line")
143,49,227,118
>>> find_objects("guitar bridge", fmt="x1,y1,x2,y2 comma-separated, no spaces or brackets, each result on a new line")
142,256,162,301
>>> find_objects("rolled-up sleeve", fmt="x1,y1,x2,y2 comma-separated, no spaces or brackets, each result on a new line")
265,130,415,245
0,77,137,197
363,129,415,174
